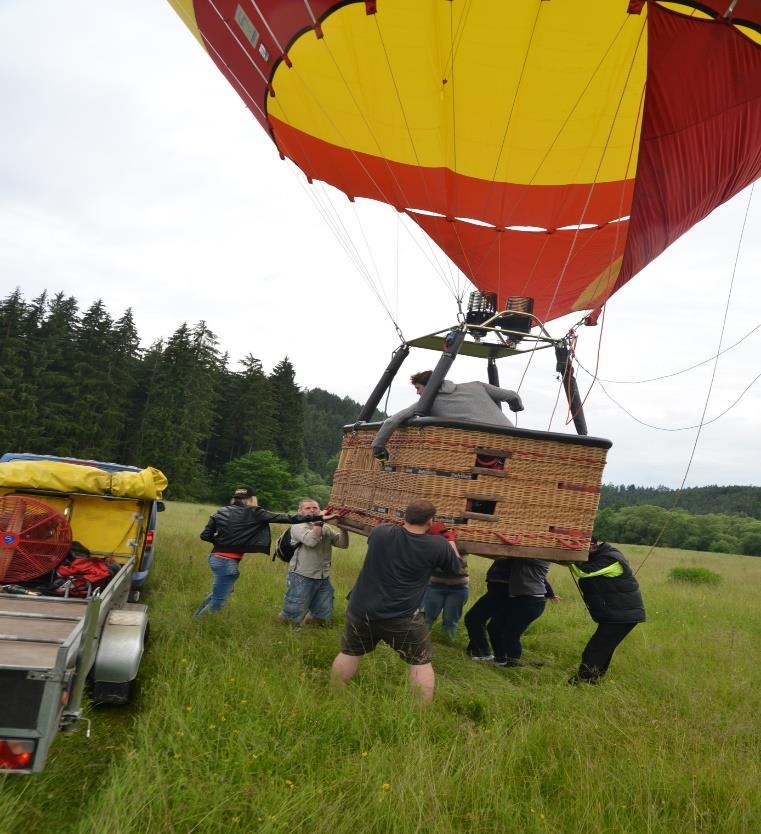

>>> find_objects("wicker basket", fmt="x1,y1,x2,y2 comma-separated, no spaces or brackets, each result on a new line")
328,418,611,561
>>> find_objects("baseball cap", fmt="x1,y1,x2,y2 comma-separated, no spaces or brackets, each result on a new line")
233,485,256,499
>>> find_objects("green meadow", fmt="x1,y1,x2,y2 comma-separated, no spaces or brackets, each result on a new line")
2,501,760,834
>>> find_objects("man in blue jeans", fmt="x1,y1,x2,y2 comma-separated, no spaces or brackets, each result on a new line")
422,523,469,640
277,498,349,625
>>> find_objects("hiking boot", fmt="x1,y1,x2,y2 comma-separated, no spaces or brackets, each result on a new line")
568,672,601,685
494,658,525,668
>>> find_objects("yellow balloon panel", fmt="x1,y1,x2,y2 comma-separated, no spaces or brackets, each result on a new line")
268,0,648,187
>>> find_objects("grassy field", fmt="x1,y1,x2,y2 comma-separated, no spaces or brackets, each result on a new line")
2,501,761,834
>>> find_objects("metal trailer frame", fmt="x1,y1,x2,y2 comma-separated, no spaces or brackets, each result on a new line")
0,557,148,774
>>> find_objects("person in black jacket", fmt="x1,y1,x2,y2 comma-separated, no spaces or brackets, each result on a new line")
569,540,646,683
464,558,557,663
194,486,325,616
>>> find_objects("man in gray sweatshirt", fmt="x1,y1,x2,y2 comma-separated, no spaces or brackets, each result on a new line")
277,498,349,625
372,370,524,459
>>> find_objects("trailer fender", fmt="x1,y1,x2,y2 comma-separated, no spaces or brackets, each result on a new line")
93,603,148,684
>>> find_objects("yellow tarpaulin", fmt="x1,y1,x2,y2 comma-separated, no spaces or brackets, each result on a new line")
0,461,167,500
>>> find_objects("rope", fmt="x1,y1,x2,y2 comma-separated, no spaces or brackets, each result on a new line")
634,183,755,575
566,304,608,427
284,162,402,333
579,320,761,385
578,363,761,432
440,0,474,85
349,200,396,316
547,372,565,433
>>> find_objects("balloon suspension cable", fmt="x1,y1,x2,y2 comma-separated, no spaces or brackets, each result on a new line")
546,369,566,432
634,182,755,576
575,317,761,385
564,307,607,428
553,334,588,436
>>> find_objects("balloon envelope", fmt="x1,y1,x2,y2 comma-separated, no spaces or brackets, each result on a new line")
167,0,761,322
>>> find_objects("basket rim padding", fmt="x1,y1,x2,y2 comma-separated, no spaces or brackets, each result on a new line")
344,417,612,449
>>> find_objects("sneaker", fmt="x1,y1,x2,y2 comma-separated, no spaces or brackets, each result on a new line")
470,654,494,662
494,658,525,668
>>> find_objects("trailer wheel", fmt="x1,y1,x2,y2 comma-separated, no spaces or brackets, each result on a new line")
92,678,135,706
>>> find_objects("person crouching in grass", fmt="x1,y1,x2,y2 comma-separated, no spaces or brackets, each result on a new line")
331,500,463,704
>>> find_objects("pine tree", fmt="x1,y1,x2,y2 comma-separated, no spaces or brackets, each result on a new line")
207,354,277,469
108,309,142,463
124,338,163,466
270,356,304,473
27,292,80,454
70,299,115,458
138,322,222,497
237,354,277,455
0,289,37,452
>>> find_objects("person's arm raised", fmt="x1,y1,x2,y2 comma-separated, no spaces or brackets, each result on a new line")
483,383,524,413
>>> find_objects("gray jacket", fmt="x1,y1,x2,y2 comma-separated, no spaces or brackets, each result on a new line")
507,559,550,597
372,379,523,452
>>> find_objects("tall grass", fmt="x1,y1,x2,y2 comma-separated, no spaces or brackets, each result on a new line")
2,503,760,834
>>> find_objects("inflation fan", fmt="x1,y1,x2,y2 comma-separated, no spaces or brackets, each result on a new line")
0,495,72,583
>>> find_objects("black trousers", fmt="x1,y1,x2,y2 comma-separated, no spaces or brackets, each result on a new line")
578,622,638,681
464,582,510,657
464,585,546,661
489,595,546,662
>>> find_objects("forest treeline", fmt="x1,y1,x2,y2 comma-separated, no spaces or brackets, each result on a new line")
599,484,761,520
594,485,761,557
0,290,376,505
594,504,761,556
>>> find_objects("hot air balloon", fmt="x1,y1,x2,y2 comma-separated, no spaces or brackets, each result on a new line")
165,0,761,560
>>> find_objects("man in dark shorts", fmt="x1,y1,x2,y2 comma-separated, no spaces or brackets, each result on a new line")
331,499,462,704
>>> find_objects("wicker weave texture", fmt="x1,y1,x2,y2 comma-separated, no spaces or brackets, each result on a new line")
329,426,608,559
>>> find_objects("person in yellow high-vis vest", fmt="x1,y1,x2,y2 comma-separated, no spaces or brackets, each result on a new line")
569,540,645,684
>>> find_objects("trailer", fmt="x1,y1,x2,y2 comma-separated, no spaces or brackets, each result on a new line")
0,456,167,774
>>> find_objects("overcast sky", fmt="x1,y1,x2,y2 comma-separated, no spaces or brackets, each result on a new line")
2,1,760,487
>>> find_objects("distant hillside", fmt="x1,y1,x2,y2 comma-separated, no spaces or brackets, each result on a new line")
303,388,385,479
599,484,761,521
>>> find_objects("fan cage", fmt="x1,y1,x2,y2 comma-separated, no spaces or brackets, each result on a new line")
0,495,72,582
